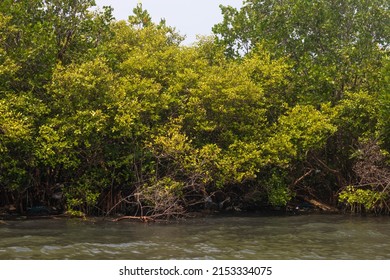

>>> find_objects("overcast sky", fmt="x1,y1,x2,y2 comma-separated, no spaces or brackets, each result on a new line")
94,0,243,45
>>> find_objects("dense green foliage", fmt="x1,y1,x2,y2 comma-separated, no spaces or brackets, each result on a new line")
0,0,389,217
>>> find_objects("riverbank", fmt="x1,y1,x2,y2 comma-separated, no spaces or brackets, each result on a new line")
0,206,352,225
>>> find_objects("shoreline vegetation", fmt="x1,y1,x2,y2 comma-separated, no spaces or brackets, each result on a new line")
0,204,340,224
1,1,389,221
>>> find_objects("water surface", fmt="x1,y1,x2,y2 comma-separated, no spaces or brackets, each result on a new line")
1,214,390,259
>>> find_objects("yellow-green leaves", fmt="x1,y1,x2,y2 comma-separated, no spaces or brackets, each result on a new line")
185,61,266,146
49,58,117,112
339,186,387,212
270,105,337,160
336,91,380,139
0,100,31,142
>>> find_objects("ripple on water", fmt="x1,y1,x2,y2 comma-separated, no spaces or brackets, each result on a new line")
367,230,388,238
96,241,159,249
237,249,257,256
2,215,390,259
8,246,33,253
194,243,223,255
40,245,62,255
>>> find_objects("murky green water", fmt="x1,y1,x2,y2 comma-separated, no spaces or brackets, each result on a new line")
1,214,390,259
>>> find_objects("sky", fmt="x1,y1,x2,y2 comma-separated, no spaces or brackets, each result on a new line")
94,0,244,45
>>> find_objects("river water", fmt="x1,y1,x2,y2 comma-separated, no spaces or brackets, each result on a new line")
1,214,390,259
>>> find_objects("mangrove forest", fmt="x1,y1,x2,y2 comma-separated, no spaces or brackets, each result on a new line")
0,0,389,219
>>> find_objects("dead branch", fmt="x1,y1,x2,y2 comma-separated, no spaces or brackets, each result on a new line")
112,215,155,223
296,195,339,212
293,169,313,186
